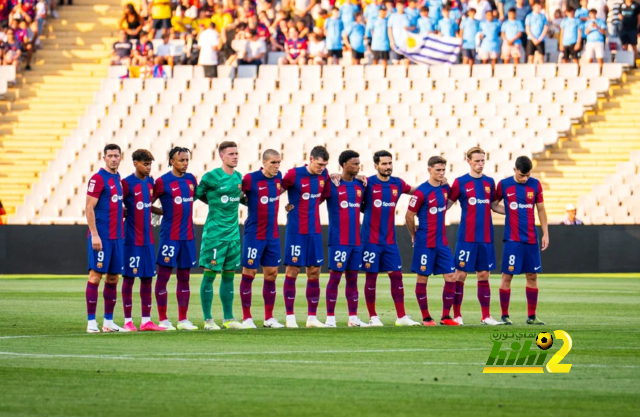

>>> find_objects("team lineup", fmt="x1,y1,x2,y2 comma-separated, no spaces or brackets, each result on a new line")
83,141,549,333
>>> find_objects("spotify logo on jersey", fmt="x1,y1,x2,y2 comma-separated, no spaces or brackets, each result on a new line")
302,193,310,200
429,207,438,214
469,197,477,205
174,197,182,204
260,196,269,205
374,199,382,208
340,201,349,209
111,195,119,203
136,202,144,210
509,202,518,210
221,196,229,203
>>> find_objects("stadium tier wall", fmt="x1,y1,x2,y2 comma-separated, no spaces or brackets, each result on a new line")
1,225,639,275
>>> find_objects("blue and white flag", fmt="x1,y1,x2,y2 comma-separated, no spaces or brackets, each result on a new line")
398,32,462,65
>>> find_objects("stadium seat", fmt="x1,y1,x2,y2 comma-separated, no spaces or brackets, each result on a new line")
472,64,493,79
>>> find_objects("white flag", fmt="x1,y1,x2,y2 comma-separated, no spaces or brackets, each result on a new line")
398,32,462,65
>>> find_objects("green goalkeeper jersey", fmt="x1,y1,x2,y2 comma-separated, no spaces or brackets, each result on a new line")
196,168,243,242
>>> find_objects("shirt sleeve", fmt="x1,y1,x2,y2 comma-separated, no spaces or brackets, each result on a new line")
400,179,412,194
490,179,498,202
448,178,460,202
195,173,214,203
87,174,104,199
281,168,296,191
153,177,164,200
242,173,252,193
536,181,544,203
121,178,129,198
495,180,503,201
408,190,424,213
321,178,332,199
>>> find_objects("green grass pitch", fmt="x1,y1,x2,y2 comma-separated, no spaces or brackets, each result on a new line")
0,274,639,417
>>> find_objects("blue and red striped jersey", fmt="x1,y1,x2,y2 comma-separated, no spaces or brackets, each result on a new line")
86,168,124,240
362,175,412,245
323,179,365,246
282,166,328,235
496,177,544,244
153,171,197,241
242,169,282,240
449,174,497,243
122,174,155,246
408,182,450,248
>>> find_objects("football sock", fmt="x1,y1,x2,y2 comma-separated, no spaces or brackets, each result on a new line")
442,281,456,318
176,268,191,321
155,265,172,321
86,281,99,321
240,274,254,320
140,277,152,324
526,286,538,317
499,288,511,317
477,280,491,319
220,271,235,321
415,282,430,320
306,279,320,316
345,271,359,316
389,271,406,318
283,275,296,315
364,272,378,317
103,282,117,321
263,280,276,320
122,276,135,322
453,281,465,318
200,270,216,321
326,271,342,316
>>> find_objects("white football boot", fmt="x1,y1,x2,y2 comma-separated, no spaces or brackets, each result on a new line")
177,320,198,331
158,319,176,331
223,320,249,329
102,321,128,332
243,318,258,329
348,316,370,327
264,318,285,328
481,317,504,326
86,321,100,333
395,316,421,326
204,319,221,330
306,316,327,328
454,316,464,325
285,315,299,328
369,316,384,327
325,316,337,327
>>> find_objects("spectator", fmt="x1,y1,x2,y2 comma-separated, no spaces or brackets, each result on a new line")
221,21,241,63
498,0,530,21
514,0,532,23
589,0,608,20
149,0,172,40
292,0,317,22
561,203,584,225
619,0,639,68
119,3,142,41
550,9,563,38
240,28,266,65
270,12,288,51
324,6,344,64
406,0,421,26
371,5,390,66
198,22,220,77
316,8,328,35
201,0,216,18
16,19,34,70
257,0,275,21
35,0,45,41
584,8,607,65
155,32,175,65
576,0,590,43
437,5,459,37
237,0,256,22
230,26,248,64
292,2,315,31
278,27,307,65
417,7,436,35
339,0,359,30
179,0,198,19
501,8,524,65
460,8,480,67
294,19,309,39
0,197,5,225
344,10,366,64
2,28,21,69
194,8,212,34
560,7,582,63
449,1,463,23
171,5,193,38
141,55,169,78
131,30,154,65
388,1,412,66
111,29,132,66
212,2,233,32
474,0,493,21
364,0,384,44
1,0,11,29
525,0,548,63
181,30,200,65
428,0,444,23
479,10,502,66
307,31,327,64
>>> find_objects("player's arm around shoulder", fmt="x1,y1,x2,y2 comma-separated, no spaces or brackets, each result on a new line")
491,178,506,215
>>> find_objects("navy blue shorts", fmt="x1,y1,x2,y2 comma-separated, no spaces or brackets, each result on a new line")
156,239,197,269
454,241,496,272
360,243,402,273
242,236,281,268
411,246,456,276
284,233,324,267
502,241,542,275
87,237,124,275
124,244,156,278
328,245,362,272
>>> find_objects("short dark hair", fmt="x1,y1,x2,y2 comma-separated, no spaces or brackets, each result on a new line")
310,146,329,161
428,155,447,167
508,7,516,13
515,156,533,174
588,8,597,14
132,149,155,162
420,6,429,12
262,149,281,161
218,141,238,154
339,150,360,168
468,7,476,14
531,0,541,5
443,5,450,11
373,150,393,164
249,28,258,37
168,147,191,167
104,144,121,155
566,6,575,12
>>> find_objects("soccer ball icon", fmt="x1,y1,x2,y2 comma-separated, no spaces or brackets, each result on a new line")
536,332,554,350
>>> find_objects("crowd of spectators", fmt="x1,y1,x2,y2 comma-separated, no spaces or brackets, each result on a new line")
111,0,639,74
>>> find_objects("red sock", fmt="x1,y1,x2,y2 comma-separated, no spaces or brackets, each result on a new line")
499,289,511,317
415,282,430,320
326,271,342,316
122,276,135,319
453,281,464,318
389,271,406,318
176,268,190,321
477,281,491,320
140,277,152,319
306,279,320,316
240,274,254,320
364,272,378,318
345,271,359,316
86,281,99,320
283,276,296,315
155,265,171,321
442,281,456,318
263,280,276,320
526,287,538,317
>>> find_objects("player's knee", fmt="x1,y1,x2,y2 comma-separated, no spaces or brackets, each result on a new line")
456,271,468,282
443,273,456,282
501,273,513,282
477,271,490,281
242,268,257,277
416,274,428,284
105,274,119,284
307,266,320,280
525,273,537,283
285,266,300,279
